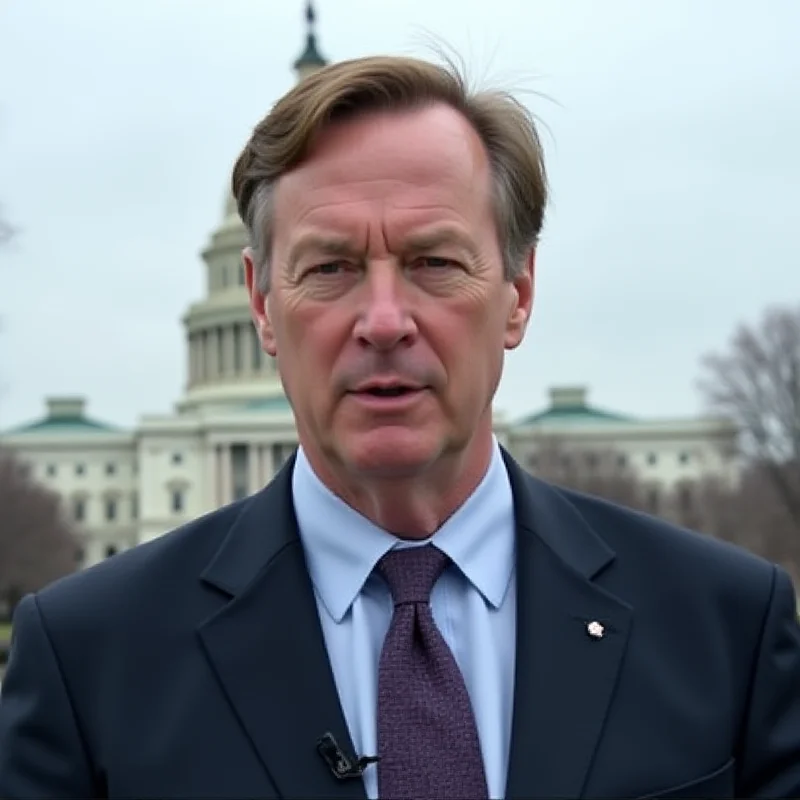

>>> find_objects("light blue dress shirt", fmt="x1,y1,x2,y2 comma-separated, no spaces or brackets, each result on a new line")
292,439,518,800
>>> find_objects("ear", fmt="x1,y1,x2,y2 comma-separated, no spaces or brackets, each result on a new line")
504,248,535,350
243,247,277,357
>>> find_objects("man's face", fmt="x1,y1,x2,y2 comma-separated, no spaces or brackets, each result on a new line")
245,104,533,481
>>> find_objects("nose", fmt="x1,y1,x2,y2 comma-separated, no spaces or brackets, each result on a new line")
353,264,418,351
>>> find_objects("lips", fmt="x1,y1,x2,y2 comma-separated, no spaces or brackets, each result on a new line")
362,386,414,397
349,380,427,399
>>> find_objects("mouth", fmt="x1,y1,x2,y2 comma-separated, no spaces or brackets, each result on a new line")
361,386,419,397
350,382,428,399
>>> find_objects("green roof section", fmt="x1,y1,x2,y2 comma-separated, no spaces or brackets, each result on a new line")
517,386,636,427
3,397,121,436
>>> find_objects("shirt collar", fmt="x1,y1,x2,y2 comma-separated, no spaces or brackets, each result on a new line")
292,439,516,623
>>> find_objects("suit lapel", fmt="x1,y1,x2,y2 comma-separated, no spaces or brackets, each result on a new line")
197,457,367,800
502,453,633,799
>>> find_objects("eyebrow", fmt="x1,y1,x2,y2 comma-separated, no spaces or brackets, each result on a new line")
285,226,477,271
402,227,477,257
286,234,359,271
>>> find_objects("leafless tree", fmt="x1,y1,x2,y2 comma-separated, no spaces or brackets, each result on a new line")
525,430,800,583
683,465,800,584
0,203,13,384
698,304,800,530
0,447,80,619
526,435,650,513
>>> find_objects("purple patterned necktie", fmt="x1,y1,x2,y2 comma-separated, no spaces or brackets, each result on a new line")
376,545,489,800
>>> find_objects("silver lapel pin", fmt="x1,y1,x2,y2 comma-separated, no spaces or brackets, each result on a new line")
586,620,605,639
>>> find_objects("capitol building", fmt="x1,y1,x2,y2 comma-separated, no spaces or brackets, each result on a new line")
0,4,740,568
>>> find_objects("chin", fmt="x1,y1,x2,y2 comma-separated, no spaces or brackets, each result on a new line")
339,427,444,479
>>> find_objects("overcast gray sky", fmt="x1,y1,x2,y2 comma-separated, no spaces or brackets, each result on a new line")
1,0,798,429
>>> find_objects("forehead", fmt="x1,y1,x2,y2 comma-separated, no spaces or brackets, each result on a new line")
272,105,494,237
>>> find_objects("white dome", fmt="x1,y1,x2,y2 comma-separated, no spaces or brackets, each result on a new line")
215,191,246,235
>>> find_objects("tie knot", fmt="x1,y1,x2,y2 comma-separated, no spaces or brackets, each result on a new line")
377,545,450,606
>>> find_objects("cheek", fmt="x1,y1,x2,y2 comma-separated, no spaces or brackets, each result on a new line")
437,290,502,342
424,305,489,371
280,305,346,378
429,297,506,379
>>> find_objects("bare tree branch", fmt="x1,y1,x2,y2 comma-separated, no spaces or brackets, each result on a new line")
689,464,800,584
698,304,800,528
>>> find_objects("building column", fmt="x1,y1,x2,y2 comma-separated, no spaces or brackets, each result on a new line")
215,444,233,507
237,323,247,376
188,334,198,386
196,334,203,385
221,444,234,505
255,444,264,485
186,334,193,386
214,445,223,506
248,444,261,494
232,324,241,376
208,329,219,380
200,331,211,383
225,325,236,378
217,327,227,378
199,332,207,383
197,335,205,383
195,332,203,385
204,445,217,510
260,443,273,483
249,326,260,375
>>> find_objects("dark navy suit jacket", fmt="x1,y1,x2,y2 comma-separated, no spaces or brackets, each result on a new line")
1,450,800,798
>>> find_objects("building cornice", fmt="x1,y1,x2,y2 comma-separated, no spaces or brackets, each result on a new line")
0,431,136,450
511,416,738,442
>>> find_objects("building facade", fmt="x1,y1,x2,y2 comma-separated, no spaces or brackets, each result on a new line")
0,5,740,568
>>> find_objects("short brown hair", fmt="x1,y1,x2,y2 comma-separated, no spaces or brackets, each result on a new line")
232,55,548,292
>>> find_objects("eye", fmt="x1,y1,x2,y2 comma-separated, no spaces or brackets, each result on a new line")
307,261,347,276
415,256,459,269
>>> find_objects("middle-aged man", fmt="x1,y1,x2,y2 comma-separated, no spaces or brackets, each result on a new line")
2,55,800,800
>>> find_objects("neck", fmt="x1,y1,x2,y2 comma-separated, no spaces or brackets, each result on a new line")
305,429,495,539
